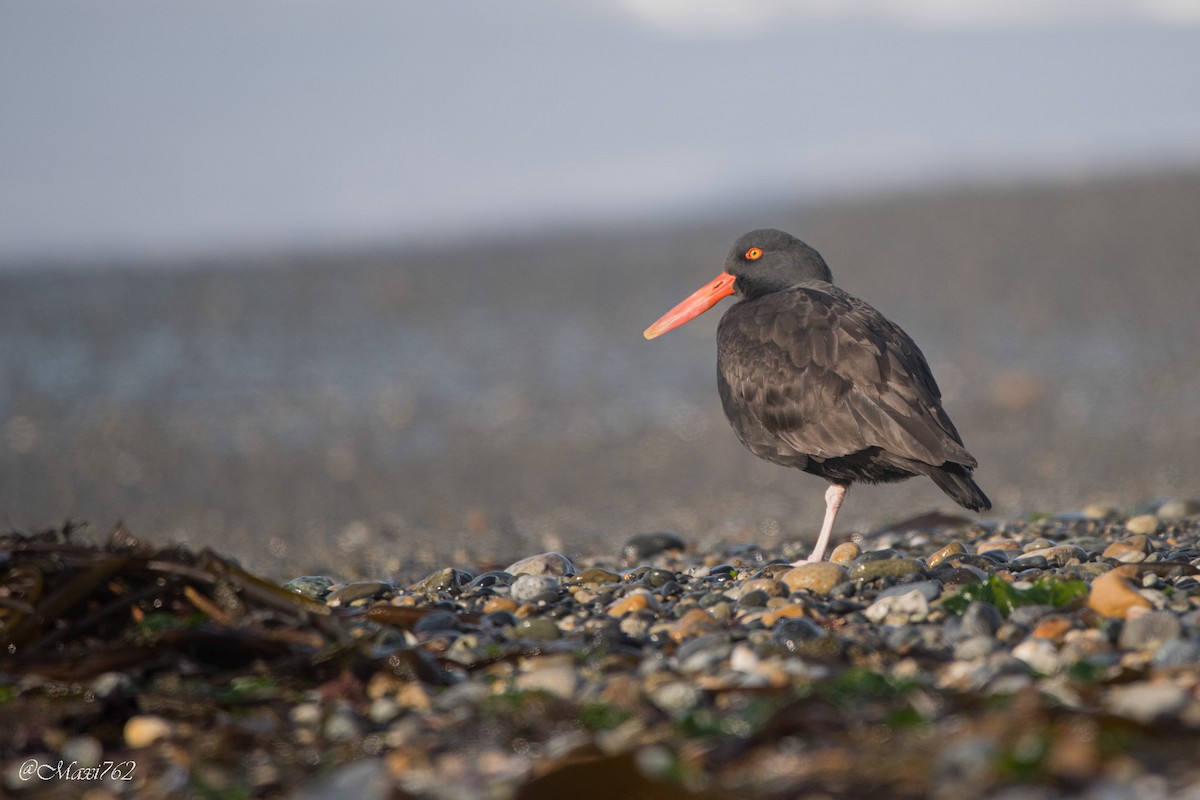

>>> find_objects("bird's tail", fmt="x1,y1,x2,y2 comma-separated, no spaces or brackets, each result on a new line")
928,463,991,512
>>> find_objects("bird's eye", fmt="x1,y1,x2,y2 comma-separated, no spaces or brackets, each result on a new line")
744,247,763,261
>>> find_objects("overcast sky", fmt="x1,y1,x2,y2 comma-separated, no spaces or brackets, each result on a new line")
2,0,1199,264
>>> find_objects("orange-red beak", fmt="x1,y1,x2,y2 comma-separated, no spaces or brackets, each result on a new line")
643,272,737,340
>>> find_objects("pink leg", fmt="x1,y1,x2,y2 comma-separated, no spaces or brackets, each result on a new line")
792,483,847,565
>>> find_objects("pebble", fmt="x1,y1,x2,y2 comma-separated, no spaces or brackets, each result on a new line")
124,715,174,748
18,502,1200,800
509,574,560,603
1089,566,1154,619
606,590,661,617
1019,544,1087,567
864,588,930,623
849,557,925,581
668,608,724,642
1157,499,1200,519
1118,610,1182,652
1012,638,1061,675
622,531,686,561
829,542,862,565
927,541,966,568
1125,514,1161,535
781,562,847,595
505,552,576,577
515,658,580,699
1103,535,1153,562
1106,682,1188,723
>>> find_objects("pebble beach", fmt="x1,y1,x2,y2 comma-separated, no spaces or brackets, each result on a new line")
5,498,1200,798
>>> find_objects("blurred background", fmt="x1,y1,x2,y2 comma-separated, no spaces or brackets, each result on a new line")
2,1,1199,580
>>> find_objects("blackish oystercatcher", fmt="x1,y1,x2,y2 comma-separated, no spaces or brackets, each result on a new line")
644,229,989,564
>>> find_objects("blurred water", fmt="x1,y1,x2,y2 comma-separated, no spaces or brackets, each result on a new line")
2,173,1199,581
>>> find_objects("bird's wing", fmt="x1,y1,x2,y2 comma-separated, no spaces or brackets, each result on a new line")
717,285,975,467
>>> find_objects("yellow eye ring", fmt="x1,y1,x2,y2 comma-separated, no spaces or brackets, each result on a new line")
745,247,763,261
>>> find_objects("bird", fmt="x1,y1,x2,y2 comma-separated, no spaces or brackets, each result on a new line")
643,229,989,565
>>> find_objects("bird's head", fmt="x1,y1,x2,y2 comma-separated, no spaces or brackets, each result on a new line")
643,229,832,339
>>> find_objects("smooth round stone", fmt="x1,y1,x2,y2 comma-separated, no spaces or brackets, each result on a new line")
622,531,686,561
829,542,861,566
954,635,1000,660
468,571,513,588
1153,638,1200,666
1012,638,1061,674
676,633,733,674
668,608,723,643
1082,503,1117,520
737,589,771,608
505,552,575,577
482,597,518,614
771,617,825,651
1008,605,1054,626
864,589,929,623
927,541,966,569
959,601,1004,638
410,568,469,593
1103,536,1152,563
607,591,662,617
283,575,335,600
1022,538,1057,553
1106,682,1187,723
1125,514,1161,535
1088,566,1153,619
1019,544,1087,567
323,708,364,742
60,736,103,768
509,574,560,603
976,539,1021,555
514,618,560,641
647,681,702,717
1157,499,1200,519
877,580,942,603
328,581,395,606
124,715,173,748
411,610,462,634
1030,617,1073,641
936,565,991,587
1118,610,1182,652
761,603,809,627
781,562,847,595
855,548,903,563
290,703,322,727
564,568,621,586
740,577,785,597
849,557,924,582
1007,555,1049,571
515,663,579,699
637,568,678,589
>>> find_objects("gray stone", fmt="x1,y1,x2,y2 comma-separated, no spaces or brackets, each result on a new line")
954,635,1000,661
877,580,942,602
622,531,686,561
865,588,930,622
504,552,576,577
1118,610,1182,652
957,601,1003,640
292,759,392,800
1153,638,1200,666
1157,499,1200,519
283,575,335,600
1106,681,1188,723
509,573,560,603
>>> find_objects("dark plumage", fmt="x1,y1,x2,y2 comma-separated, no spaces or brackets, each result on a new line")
644,228,989,563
